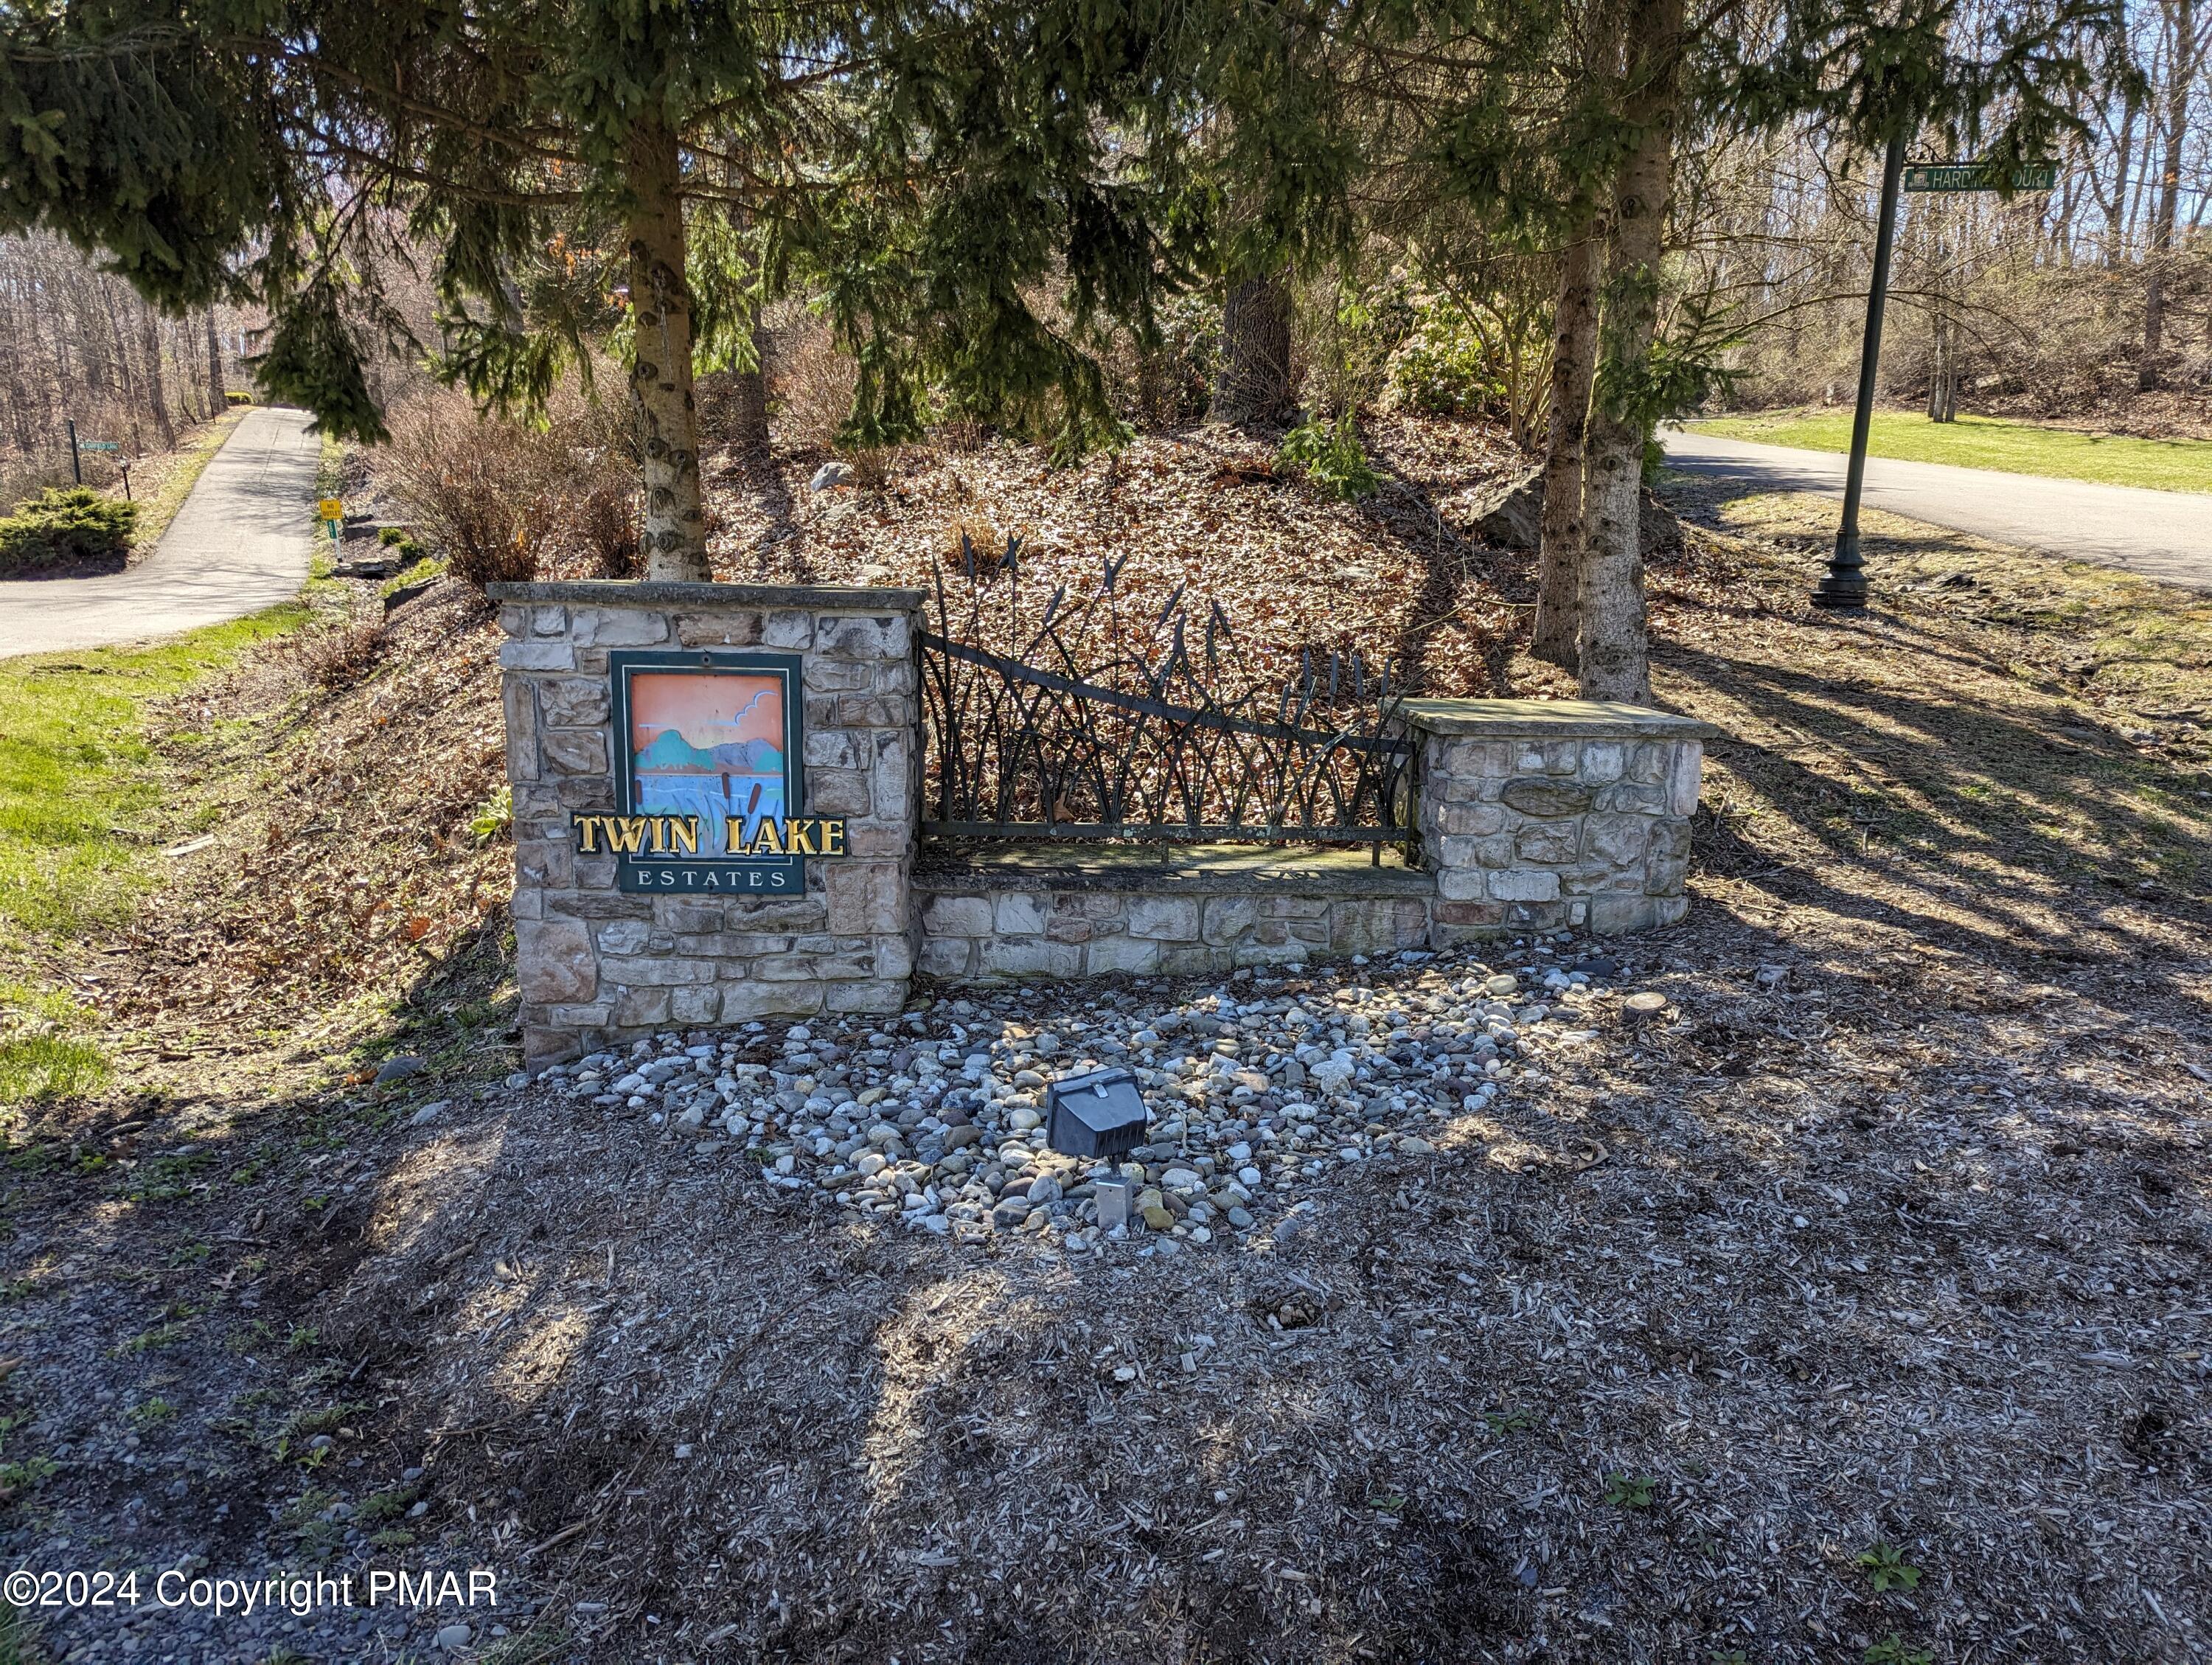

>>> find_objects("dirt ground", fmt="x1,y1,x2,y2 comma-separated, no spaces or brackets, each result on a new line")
2,420,2208,1664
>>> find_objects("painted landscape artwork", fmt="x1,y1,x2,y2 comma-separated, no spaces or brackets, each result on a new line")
627,671,786,856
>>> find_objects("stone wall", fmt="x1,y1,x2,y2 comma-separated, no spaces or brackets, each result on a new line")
914,847,1435,982
493,594,1720,1043
1398,698,1714,939
492,581,924,1066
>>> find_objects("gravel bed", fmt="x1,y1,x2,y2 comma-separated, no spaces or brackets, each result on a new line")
549,943,1634,1254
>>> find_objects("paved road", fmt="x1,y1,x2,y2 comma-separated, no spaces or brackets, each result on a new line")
1660,425,2211,591
0,406,321,659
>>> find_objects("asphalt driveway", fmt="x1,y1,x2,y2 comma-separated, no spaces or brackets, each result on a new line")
1660,425,2210,592
0,406,321,658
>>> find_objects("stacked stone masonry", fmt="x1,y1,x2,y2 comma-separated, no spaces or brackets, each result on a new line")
493,585,1719,1051
493,582,925,1066
1399,698,1716,940
915,858,1435,982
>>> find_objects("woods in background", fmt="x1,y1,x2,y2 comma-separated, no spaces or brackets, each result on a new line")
0,232,242,500
1,0,2199,701
1694,0,2209,419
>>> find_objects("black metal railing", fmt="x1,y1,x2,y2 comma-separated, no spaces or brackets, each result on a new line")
919,538,1413,853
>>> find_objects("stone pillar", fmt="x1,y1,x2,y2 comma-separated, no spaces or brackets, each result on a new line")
1397,698,1717,939
490,581,925,1067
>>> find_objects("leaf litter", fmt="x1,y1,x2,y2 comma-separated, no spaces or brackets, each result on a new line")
0,414,2206,1663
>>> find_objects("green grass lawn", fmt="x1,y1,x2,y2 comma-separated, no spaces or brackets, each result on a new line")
1687,409,2212,494
0,609,304,1107
0,609,304,939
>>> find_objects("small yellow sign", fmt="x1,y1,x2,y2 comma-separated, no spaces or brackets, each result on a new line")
317,498,344,521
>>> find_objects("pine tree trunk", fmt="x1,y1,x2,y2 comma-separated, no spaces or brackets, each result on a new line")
625,118,709,582
1214,274,1293,426
1532,228,1603,670
2140,0,2197,391
1576,0,1681,704
205,310,226,414
728,325,770,462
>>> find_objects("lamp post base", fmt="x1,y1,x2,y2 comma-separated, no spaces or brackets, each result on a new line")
1812,532,1869,611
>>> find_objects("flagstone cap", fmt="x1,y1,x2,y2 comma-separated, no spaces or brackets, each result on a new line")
1392,698,1719,740
487,580,927,611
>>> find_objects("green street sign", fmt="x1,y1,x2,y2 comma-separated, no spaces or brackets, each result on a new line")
78,439,119,451
1903,161,2058,193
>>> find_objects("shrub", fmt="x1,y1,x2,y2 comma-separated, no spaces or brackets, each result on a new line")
277,619,384,691
1295,272,1419,422
1277,414,1380,501
1385,301,1503,417
773,316,860,450
376,380,646,586
0,487,139,574
574,480,641,578
1116,291,1220,425
378,401,557,590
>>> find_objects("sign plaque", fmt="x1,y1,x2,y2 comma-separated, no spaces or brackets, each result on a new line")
574,649,844,894
1902,161,2057,193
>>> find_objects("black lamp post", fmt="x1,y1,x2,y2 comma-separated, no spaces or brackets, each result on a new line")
1814,128,1907,612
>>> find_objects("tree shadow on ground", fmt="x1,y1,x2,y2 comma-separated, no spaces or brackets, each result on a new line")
1354,465,1523,699
712,448,804,583
1658,628,2211,1001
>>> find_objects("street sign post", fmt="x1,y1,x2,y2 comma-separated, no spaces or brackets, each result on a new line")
1812,132,1906,612
1812,150,2059,611
319,498,344,546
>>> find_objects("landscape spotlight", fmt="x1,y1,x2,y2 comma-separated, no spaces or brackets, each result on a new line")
1045,1067,1150,1163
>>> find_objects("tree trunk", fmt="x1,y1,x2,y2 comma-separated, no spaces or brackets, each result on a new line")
626,118,710,582
1927,311,1958,423
2104,92,2138,268
205,309,226,414
1532,227,1603,669
102,283,139,448
1576,0,1681,704
728,324,771,461
2140,0,2197,391
1214,274,1294,426
139,305,174,446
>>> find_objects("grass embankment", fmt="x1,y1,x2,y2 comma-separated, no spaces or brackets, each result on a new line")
0,610,305,1105
1688,408,2212,493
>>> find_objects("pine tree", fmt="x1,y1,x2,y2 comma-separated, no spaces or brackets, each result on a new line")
2,0,858,579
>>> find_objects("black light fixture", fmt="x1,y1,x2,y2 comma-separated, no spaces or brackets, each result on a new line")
1046,1067,1150,1162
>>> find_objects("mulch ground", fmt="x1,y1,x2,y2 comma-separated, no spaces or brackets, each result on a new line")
1,416,2208,1664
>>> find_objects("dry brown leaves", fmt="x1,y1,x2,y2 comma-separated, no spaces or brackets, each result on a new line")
7,417,2209,1665
706,417,1534,698
90,583,514,1074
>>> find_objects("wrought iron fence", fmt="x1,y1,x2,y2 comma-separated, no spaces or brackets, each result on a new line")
919,537,1413,853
